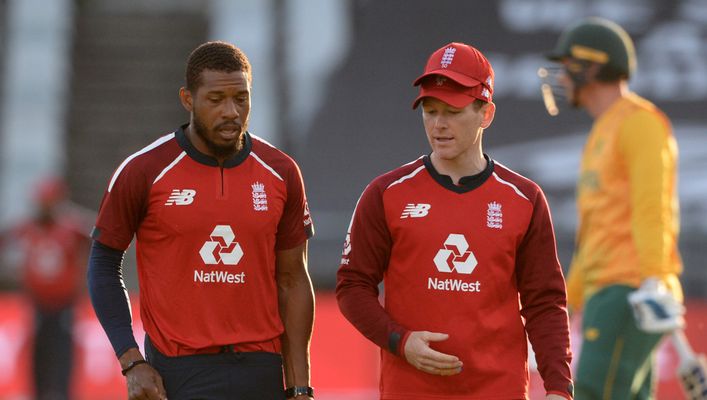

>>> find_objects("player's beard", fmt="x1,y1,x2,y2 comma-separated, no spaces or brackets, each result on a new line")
193,115,246,160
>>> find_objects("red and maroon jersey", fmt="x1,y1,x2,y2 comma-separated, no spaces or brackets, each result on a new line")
93,126,314,356
337,156,572,400
12,216,87,311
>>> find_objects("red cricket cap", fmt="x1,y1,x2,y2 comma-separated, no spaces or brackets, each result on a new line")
412,42,494,109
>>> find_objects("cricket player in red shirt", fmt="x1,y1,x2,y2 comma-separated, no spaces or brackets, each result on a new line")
337,42,574,399
88,41,315,400
1,177,90,400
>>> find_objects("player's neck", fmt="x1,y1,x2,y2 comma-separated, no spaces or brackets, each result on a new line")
583,81,629,119
185,123,242,166
430,150,486,185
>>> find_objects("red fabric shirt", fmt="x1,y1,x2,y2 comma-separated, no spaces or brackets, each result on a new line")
337,156,572,399
93,127,314,356
13,216,87,311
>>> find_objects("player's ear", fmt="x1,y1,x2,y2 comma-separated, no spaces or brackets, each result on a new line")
480,102,496,129
179,87,193,112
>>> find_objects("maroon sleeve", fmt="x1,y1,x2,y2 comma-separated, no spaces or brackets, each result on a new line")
275,160,314,251
516,187,573,397
336,180,409,355
92,162,150,251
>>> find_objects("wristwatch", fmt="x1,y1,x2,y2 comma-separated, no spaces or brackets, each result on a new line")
285,386,314,398
120,359,148,376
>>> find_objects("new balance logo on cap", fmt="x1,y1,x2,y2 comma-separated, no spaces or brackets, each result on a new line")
165,189,196,206
401,203,431,219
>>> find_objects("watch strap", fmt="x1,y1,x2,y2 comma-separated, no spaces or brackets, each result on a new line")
121,359,148,376
285,386,314,398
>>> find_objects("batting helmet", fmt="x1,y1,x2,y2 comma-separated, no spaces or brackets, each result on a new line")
546,17,636,81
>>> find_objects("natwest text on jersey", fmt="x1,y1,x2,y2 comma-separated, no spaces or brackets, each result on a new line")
194,270,246,284
428,277,481,292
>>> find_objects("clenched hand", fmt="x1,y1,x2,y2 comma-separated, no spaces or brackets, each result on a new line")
126,362,167,400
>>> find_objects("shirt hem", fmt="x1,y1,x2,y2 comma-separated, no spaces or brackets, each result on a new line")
381,392,527,399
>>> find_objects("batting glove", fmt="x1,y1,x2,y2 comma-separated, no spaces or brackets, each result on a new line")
628,277,685,334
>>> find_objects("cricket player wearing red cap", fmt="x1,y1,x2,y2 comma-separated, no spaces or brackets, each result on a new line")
337,42,574,399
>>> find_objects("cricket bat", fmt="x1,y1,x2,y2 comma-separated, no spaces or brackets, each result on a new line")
671,329,707,400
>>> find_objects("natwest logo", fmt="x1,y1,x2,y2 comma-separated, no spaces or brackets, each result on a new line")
433,234,477,274
429,234,481,293
199,225,243,265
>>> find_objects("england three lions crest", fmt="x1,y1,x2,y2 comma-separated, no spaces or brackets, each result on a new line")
487,201,502,229
252,182,268,211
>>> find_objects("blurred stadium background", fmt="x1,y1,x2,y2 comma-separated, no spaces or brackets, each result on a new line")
0,0,705,398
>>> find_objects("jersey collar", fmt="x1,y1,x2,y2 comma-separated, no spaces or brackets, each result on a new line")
176,124,252,168
423,154,495,193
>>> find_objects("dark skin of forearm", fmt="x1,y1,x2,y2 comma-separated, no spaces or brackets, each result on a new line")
276,243,315,399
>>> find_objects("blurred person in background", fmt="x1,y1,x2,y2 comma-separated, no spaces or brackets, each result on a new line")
337,42,573,400
0,177,91,400
87,41,315,400
544,17,685,399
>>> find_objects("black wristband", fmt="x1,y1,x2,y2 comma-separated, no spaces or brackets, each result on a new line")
388,331,402,355
121,359,148,376
285,386,314,398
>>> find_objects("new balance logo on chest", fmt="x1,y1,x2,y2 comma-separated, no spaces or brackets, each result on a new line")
401,203,431,219
165,189,196,206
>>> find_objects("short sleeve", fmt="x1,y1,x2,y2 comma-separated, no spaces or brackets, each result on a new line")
92,163,150,251
275,161,314,250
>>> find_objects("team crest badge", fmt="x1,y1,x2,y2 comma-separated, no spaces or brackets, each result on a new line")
486,201,502,229
252,182,268,211
440,46,457,68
